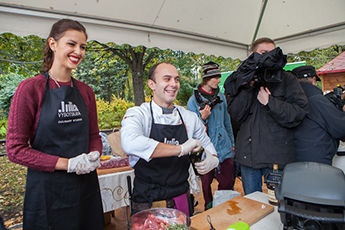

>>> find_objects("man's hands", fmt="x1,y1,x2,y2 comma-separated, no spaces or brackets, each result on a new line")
195,150,219,175
67,151,101,175
199,105,211,122
179,138,202,157
257,86,271,105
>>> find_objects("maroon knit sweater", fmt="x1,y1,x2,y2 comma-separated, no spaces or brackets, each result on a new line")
6,74,102,172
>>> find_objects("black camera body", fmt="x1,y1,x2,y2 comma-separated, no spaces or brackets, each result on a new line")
194,89,223,110
199,95,223,110
325,85,345,111
254,68,283,83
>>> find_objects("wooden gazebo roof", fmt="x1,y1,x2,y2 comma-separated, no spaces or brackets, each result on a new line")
318,51,345,75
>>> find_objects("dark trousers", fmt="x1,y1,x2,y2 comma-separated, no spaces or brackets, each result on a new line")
200,158,234,210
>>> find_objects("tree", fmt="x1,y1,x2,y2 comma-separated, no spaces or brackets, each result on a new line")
74,45,128,102
0,72,27,117
149,49,241,105
89,41,157,106
1,32,344,108
286,45,345,89
0,33,44,76
287,45,345,69
0,33,44,118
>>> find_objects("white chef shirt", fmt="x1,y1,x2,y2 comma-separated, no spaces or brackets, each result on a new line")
121,100,217,168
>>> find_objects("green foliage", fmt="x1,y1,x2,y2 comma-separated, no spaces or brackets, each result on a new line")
148,49,241,105
0,72,28,118
73,43,129,102
86,41,157,105
0,117,8,139
0,33,43,118
176,76,196,106
0,33,44,76
0,32,344,129
287,45,345,69
286,45,345,90
96,95,134,129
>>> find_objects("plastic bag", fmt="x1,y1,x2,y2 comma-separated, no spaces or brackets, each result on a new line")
99,132,112,156
212,190,241,208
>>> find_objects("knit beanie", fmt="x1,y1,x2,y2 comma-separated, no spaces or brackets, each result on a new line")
202,61,221,79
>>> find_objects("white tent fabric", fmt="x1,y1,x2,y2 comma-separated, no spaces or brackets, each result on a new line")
0,0,344,60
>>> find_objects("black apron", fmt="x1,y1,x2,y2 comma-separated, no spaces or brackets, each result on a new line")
132,101,190,205
23,73,104,230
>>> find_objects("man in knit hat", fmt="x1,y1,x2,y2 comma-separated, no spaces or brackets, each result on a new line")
292,65,345,165
187,61,235,210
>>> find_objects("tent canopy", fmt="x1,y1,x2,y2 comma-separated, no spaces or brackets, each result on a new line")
1,0,344,60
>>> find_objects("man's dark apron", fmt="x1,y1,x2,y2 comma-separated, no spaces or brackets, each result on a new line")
132,101,190,211
23,73,104,230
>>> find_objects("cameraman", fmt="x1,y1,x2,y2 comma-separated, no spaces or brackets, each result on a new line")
224,38,309,195
187,62,235,210
292,65,345,165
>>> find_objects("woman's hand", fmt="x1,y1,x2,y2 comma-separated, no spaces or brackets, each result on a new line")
67,153,100,175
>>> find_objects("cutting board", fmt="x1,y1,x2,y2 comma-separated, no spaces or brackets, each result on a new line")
190,196,274,230
96,166,132,175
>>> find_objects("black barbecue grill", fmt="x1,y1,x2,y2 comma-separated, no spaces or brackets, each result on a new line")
268,162,345,230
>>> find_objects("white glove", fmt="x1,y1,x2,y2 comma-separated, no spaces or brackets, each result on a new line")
195,150,219,175
179,138,202,157
67,153,100,175
88,151,100,162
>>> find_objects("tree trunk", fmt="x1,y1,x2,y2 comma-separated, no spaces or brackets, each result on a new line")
106,85,111,102
127,77,132,102
97,42,156,105
131,66,145,106
121,83,125,99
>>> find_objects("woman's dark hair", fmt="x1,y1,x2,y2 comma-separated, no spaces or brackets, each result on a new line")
41,19,88,73
148,62,174,81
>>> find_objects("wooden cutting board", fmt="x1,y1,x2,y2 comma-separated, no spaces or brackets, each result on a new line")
96,166,132,175
190,196,274,230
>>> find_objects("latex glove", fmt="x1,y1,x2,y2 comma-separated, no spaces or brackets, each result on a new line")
67,153,100,175
195,150,219,175
88,151,100,162
179,138,202,157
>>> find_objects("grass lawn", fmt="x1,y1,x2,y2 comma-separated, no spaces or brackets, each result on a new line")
0,143,26,228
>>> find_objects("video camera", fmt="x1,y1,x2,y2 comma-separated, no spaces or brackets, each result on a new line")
194,89,223,110
325,85,345,111
254,68,283,83
253,50,285,83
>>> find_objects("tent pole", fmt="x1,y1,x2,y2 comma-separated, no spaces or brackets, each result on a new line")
251,0,268,45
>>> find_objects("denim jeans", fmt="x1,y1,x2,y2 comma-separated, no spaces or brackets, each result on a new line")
240,164,283,195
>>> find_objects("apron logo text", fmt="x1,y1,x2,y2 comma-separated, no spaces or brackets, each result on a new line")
58,101,82,118
164,138,179,145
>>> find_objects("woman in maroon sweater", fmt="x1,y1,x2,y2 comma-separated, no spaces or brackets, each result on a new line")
6,19,104,230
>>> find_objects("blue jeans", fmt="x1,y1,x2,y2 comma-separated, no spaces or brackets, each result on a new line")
240,164,283,195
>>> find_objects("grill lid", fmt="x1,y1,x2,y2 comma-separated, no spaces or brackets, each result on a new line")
275,162,345,206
